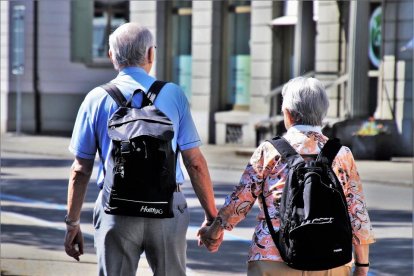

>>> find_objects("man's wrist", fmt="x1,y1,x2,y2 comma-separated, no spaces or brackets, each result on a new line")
65,214,80,227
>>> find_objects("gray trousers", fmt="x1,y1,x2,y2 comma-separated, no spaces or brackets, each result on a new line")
93,191,189,276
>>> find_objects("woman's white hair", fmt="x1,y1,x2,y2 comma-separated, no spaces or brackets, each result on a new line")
109,23,154,70
281,77,329,126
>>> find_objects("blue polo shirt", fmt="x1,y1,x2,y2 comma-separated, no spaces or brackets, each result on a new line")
69,66,201,188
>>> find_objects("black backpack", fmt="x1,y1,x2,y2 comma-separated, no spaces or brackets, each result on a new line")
99,81,177,218
260,136,353,270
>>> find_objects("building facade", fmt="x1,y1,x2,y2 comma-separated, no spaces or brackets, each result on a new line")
1,0,413,155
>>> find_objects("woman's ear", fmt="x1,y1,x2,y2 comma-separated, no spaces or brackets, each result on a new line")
283,108,295,129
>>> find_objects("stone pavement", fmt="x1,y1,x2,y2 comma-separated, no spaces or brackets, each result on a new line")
1,133,412,186
1,133,412,276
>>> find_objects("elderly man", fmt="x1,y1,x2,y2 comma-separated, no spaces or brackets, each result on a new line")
199,77,375,276
64,22,219,276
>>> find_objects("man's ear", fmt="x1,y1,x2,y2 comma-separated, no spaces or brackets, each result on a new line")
148,47,154,64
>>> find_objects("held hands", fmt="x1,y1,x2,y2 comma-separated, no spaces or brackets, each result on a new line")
64,224,84,261
197,218,224,253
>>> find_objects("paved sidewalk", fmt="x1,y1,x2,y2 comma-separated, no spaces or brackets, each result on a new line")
1,133,412,186
1,133,413,276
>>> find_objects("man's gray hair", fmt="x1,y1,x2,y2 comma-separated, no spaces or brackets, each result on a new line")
109,23,154,70
281,77,329,126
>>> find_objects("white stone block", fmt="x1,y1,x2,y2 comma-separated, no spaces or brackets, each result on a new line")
191,110,210,143
250,78,271,97
191,78,211,95
252,1,273,8
316,23,340,43
192,61,211,78
317,2,339,23
191,95,211,112
383,56,396,80
192,44,212,61
130,1,156,12
396,60,406,81
193,1,213,11
315,61,339,72
396,80,405,100
130,13,156,28
251,8,273,25
251,43,272,61
251,25,272,43
316,42,339,62
251,60,272,78
249,96,270,115
193,26,212,43
193,10,212,27
215,122,226,145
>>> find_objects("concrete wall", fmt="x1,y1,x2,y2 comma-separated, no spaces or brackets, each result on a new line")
130,1,157,77
0,1,9,133
191,1,213,143
245,0,274,144
314,1,344,119
6,1,118,133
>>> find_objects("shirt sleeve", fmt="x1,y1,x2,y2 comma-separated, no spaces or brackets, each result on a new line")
333,147,376,245
176,90,201,151
218,144,267,230
68,93,98,159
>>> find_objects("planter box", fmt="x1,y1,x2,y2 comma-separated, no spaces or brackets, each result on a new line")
351,133,393,160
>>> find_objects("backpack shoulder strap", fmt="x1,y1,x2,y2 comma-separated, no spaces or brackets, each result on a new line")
101,83,127,107
267,136,304,167
317,138,342,166
142,80,168,107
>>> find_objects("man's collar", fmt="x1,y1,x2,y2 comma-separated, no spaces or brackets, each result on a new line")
287,125,322,134
119,66,147,76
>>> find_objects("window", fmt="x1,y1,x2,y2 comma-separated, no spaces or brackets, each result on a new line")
225,0,251,110
171,1,192,102
71,0,129,65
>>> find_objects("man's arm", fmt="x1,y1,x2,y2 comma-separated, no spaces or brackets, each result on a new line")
181,147,218,223
64,157,94,261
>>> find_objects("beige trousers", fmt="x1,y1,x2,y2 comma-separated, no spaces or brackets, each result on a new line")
248,261,351,276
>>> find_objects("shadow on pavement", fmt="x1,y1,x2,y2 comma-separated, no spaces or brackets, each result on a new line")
1,178,100,206
1,158,73,168
0,224,95,255
187,240,249,274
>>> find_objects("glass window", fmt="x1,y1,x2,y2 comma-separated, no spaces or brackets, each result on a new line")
171,1,192,102
71,0,129,65
226,0,251,110
93,1,129,61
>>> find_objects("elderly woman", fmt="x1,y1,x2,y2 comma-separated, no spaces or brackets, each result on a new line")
199,77,375,276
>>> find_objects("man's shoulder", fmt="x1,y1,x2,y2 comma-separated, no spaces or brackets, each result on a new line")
158,81,182,95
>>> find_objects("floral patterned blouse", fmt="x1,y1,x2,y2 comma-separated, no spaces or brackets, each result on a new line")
218,125,375,263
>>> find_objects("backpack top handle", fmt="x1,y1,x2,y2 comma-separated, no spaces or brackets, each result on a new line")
136,80,168,108
102,80,168,108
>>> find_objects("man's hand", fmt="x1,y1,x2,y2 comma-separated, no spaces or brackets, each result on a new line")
197,218,224,253
64,225,84,261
